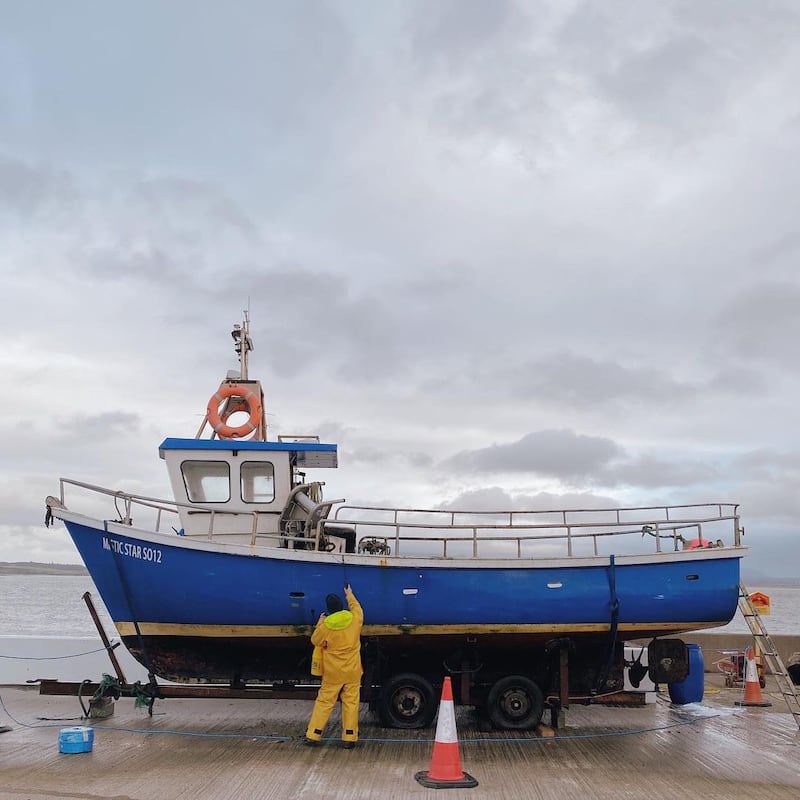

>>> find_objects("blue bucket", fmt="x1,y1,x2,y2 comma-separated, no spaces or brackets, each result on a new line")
58,726,94,753
668,643,704,704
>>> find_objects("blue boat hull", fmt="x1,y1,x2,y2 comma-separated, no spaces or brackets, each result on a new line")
62,516,743,685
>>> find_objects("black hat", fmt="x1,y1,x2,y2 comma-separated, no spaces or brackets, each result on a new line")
326,593,344,614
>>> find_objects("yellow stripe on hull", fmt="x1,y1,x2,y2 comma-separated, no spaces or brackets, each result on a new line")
115,620,728,638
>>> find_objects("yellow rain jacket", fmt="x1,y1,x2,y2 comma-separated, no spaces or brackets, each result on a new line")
311,587,363,683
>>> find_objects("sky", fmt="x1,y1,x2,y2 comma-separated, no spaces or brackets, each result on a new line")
2,1,799,582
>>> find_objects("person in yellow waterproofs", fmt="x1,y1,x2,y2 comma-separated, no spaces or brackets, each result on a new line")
304,583,364,748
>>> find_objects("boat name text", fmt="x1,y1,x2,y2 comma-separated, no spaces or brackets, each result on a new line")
102,537,162,563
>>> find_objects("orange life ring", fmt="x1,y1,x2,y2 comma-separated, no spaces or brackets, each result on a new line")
206,384,262,439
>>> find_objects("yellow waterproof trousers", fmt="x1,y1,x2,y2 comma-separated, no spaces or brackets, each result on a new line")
305,680,360,743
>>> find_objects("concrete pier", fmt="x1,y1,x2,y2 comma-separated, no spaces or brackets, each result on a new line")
1,671,799,800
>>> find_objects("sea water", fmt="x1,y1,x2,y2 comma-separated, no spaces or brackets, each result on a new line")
1,575,799,637
705,584,800,635
0,575,115,637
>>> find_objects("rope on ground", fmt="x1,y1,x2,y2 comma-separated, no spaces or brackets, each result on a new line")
0,689,291,741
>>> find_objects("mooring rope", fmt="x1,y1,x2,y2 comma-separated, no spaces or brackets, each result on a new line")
0,645,113,661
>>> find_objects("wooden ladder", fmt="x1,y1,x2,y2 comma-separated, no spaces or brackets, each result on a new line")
738,582,800,729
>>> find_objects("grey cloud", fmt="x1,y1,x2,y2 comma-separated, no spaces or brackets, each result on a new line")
594,34,726,140
741,525,800,583
405,0,799,170
498,352,694,408
442,428,727,491
130,178,261,243
749,231,800,269
403,3,583,164
564,1,799,144
417,350,752,424
437,487,516,511
510,490,622,510
82,245,179,286
241,269,408,380
1,163,264,299
398,261,476,299
731,448,800,484
738,481,800,526
1,4,357,179
707,367,765,395
246,266,484,382
0,524,80,564
0,475,61,527
438,487,621,512
713,282,800,370
346,446,434,471
444,429,621,478
410,0,528,65
603,455,720,489
59,412,142,439
0,155,78,218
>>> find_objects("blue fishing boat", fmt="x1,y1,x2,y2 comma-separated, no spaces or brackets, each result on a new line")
45,315,745,728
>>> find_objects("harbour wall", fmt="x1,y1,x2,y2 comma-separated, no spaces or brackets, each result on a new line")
631,632,800,672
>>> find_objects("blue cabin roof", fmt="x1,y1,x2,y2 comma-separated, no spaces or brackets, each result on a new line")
158,438,338,468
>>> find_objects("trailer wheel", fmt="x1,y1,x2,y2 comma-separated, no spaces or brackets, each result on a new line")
378,673,437,729
486,675,543,730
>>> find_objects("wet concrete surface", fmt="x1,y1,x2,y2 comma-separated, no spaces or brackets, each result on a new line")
1,673,798,800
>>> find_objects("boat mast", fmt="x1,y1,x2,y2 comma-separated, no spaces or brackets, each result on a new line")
196,311,267,440
231,311,254,380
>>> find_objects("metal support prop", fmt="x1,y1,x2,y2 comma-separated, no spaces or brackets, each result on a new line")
82,591,127,684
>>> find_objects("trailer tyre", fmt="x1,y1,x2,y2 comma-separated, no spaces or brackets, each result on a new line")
378,673,437,729
486,675,543,730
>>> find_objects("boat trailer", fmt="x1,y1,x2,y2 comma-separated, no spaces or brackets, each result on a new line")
35,593,651,725
34,592,323,718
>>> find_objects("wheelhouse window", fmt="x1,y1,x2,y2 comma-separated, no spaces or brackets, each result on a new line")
181,460,231,503
241,461,275,503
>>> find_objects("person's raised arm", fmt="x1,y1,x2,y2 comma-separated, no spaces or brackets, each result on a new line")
344,583,363,624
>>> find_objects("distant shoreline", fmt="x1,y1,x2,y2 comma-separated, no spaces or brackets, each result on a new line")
0,562,88,576
742,578,800,588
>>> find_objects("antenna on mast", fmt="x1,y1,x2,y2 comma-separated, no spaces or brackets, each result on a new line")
231,310,254,380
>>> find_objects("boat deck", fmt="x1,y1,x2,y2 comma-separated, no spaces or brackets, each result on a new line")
1,674,798,800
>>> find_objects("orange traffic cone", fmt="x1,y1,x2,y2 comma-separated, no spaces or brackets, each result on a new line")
735,647,772,707
415,677,478,789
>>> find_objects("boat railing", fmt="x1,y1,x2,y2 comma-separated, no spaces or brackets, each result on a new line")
327,502,742,558
54,478,262,542
54,478,343,550
53,479,742,559
54,477,182,528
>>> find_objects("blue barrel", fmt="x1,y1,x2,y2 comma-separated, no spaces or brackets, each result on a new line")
668,643,704,704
